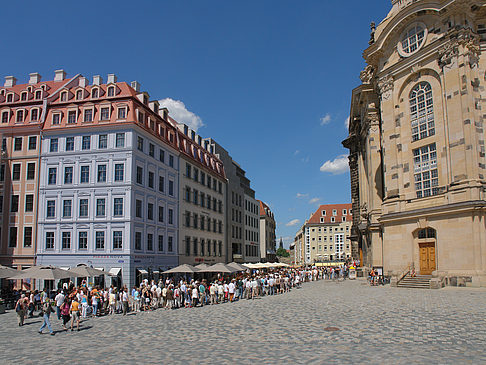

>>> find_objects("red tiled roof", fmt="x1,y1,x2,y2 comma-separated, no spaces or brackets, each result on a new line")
307,203,352,224
259,200,272,217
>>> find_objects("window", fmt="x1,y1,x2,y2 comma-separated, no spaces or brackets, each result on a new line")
46,200,55,218
98,134,108,149
62,232,71,250
147,203,154,220
193,189,198,205
64,166,73,184
1,138,5,152
168,180,174,196
343,209,347,215
185,237,191,256
84,109,93,122
76,90,83,100
14,137,22,151
113,198,123,216
115,133,125,148
62,200,72,217
66,136,74,151
1,111,8,123
35,90,42,99
168,236,173,252
169,155,174,168
52,113,60,125
413,143,439,198
68,110,77,124
97,165,107,182
96,198,106,217
149,143,154,157
159,176,164,192
168,208,174,225
117,107,126,119
113,231,123,250
193,213,198,229
78,231,88,250
186,164,191,178
25,194,34,212
410,82,435,141
332,209,337,216
331,217,335,223
342,216,346,222
158,206,164,222
60,92,68,102
45,232,54,250
114,164,124,181
82,136,90,150
80,166,90,183
159,150,165,163
418,227,436,239
16,110,24,122
147,233,153,251
31,108,39,121
135,232,142,250
21,92,27,101
27,163,35,180
185,211,190,227
6,94,13,103
136,166,143,185
193,238,198,256
28,136,36,150
48,167,57,185
91,88,99,98
399,24,426,56
107,86,115,97
135,199,142,218
100,107,110,120
50,138,58,152
10,195,18,212
9,227,17,247
95,231,105,250
138,111,144,124
23,227,32,247
137,136,143,151
12,164,20,180
79,199,88,217
158,235,164,252
148,171,154,188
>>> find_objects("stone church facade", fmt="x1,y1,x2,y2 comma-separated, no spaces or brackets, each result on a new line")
343,0,486,286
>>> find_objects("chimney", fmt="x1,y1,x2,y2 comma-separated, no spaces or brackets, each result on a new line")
29,73,41,84
93,75,102,85
79,77,87,87
54,69,66,81
4,76,17,87
131,81,140,92
107,74,117,84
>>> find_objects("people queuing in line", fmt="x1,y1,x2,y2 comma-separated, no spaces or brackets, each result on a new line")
10,264,356,334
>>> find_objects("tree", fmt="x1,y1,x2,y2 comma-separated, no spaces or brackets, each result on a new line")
276,247,290,257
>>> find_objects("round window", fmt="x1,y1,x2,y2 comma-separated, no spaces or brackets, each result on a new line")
398,23,427,57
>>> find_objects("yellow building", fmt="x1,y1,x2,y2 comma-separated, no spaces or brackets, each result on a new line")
343,0,486,287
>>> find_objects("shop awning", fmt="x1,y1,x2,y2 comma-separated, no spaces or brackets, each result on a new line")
60,267,70,270
138,269,148,274
95,268,104,272
109,268,121,276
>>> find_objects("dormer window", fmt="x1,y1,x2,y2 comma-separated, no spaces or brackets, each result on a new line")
31,108,39,122
1,111,9,123
60,91,68,102
322,210,326,216
0,90,5,96
76,90,83,100
20,92,28,101
107,86,115,97
52,112,61,125
332,209,337,216
6,94,13,103
343,209,347,215
91,88,99,99
100,106,110,120
143,94,148,105
117,106,127,119
35,90,42,99
27,86,32,93
41,85,47,91
16,110,24,122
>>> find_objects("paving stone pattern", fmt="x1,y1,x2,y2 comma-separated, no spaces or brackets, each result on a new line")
1,280,485,364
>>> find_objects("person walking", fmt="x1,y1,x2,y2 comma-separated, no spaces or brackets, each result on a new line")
54,290,65,321
70,297,81,332
122,288,129,315
60,298,71,331
15,294,27,327
38,298,55,336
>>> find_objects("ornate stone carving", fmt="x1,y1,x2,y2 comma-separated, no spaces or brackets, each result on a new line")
377,75,394,100
369,22,376,45
438,42,459,68
438,27,480,69
360,65,375,84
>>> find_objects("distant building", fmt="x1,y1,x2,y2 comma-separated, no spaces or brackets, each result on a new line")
258,200,276,262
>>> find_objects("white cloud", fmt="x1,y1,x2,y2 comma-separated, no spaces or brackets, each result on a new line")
296,193,308,199
301,156,310,163
294,150,300,156
345,116,350,129
320,154,349,175
158,98,204,131
286,219,300,227
320,113,331,126
309,197,320,204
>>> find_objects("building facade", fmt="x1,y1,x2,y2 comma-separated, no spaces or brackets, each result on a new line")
34,72,180,289
176,125,227,265
258,200,276,262
343,0,486,286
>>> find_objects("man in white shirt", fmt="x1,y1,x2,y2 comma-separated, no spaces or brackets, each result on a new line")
54,290,65,320
228,281,235,302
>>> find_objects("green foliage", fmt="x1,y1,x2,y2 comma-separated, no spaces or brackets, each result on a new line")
276,247,290,257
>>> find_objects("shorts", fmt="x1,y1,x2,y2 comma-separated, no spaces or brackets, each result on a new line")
71,311,80,321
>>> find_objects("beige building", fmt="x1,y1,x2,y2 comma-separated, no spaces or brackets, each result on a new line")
292,204,352,266
259,200,276,261
343,0,486,286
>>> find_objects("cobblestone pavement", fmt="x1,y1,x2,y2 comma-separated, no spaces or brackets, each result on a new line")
1,279,486,364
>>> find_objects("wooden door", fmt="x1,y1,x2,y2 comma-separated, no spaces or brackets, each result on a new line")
419,242,436,275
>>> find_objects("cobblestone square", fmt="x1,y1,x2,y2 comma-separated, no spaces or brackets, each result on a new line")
1,279,485,364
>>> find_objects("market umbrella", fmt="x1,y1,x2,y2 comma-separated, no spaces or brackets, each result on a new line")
195,263,209,270
68,265,114,277
9,266,83,280
163,264,200,274
203,263,239,273
0,265,18,279
227,262,249,271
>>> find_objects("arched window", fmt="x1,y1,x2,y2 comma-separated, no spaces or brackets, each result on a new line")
410,82,434,141
35,90,42,99
418,228,436,239
400,25,426,55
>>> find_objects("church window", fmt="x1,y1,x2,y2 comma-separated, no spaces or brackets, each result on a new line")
399,24,426,57
410,82,434,141
413,143,439,198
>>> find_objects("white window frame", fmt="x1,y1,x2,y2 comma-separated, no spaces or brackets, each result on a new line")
30,107,40,122
117,105,127,120
83,107,94,123
52,111,61,125
398,23,428,58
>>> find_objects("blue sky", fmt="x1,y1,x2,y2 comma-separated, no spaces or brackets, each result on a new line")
1,0,391,247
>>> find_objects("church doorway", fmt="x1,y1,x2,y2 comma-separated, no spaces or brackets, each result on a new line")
419,242,436,275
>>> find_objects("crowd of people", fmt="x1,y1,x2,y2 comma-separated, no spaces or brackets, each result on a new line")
12,264,356,335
